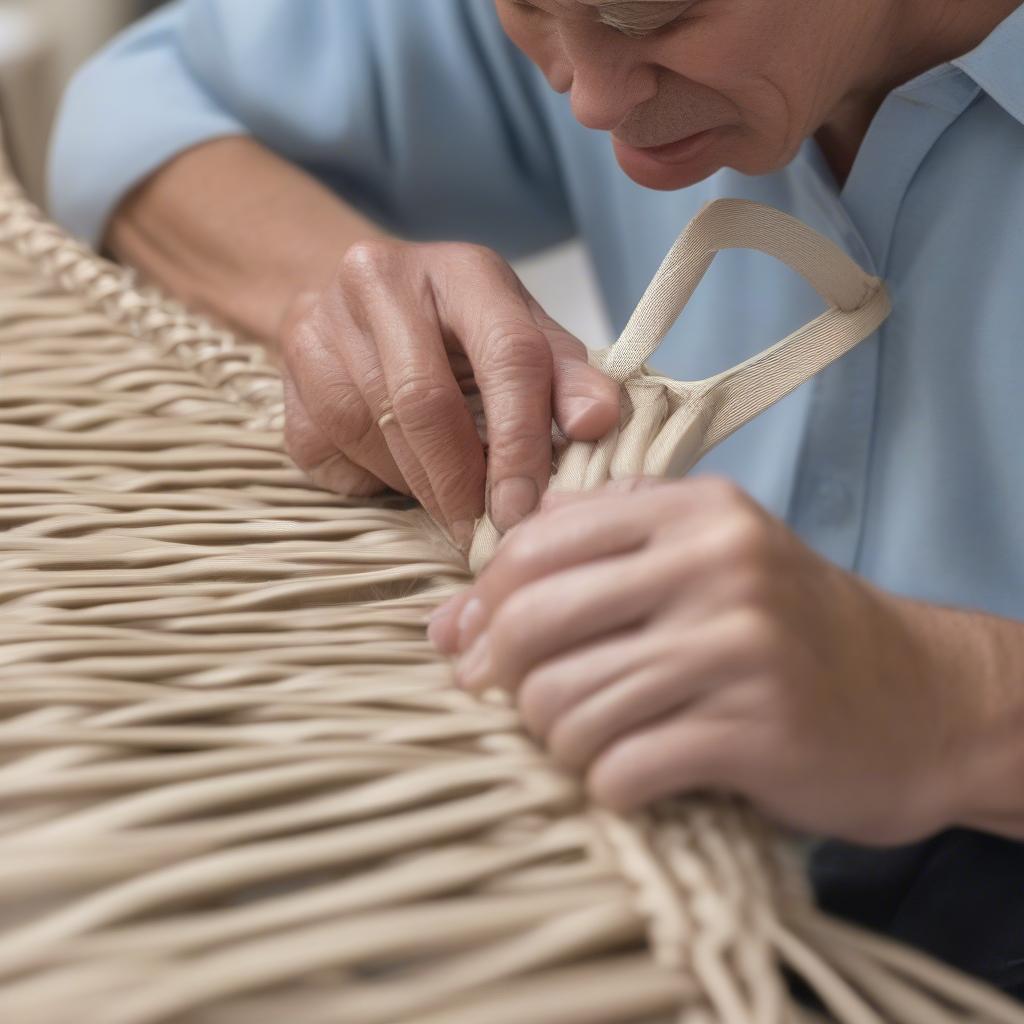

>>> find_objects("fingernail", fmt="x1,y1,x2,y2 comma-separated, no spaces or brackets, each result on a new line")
456,633,491,691
451,518,475,553
456,597,486,651
490,476,538,533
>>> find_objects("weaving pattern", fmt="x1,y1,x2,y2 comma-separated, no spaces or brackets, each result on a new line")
0,164,1022,1024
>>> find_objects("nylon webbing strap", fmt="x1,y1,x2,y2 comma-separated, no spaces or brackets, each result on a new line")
604,197,886,386
469,199,889,570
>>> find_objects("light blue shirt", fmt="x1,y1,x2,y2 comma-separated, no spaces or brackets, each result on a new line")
49,0,1024,623
47,2,1024,989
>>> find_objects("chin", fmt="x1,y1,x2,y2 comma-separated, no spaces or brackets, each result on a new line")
615,157,723,191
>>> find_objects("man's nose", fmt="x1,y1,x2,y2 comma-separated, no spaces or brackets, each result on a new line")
561,23,657,131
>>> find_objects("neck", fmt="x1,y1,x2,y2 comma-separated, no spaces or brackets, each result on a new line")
816,0,1021,185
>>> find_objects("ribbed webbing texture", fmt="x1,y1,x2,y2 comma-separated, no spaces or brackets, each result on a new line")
470,199,891,570
0,159,1022,1024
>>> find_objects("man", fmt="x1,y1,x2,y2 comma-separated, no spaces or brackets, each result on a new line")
50,0,1024,996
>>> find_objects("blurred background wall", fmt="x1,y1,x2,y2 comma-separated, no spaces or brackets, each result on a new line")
0,0,609,344
0,0,136,204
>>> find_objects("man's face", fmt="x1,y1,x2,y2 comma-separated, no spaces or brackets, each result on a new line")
495,0,886,190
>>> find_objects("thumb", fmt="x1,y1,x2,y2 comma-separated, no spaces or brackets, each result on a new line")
529,303,619,441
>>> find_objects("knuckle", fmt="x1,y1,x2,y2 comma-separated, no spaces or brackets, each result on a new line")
428,456,483,510
433,243,513,300
488,589,536,656
730,607,786,665
478,321,551,378
317,383,376,449
490,430,551,481
496,519,552,576
390,375,462,432
337,238,401,287
445,241,509,272
279,313,335,378
691,474,747,507
307,453,374,498
714,508,773,566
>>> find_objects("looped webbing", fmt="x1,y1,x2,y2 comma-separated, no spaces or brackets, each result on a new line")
469,199,890,572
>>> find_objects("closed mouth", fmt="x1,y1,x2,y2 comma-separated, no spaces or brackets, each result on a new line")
613,128,719,167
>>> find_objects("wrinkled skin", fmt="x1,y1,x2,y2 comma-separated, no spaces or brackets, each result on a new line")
429,477,1011,845
280,241,619,546
282,0,1024,839
281,0,1002,540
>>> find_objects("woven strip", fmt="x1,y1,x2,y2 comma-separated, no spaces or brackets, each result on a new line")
0,163,1021,1024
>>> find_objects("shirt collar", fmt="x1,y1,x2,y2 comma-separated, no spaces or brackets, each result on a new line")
952,4,1024,127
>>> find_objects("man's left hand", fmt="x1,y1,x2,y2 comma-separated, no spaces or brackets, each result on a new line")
428,476,991,845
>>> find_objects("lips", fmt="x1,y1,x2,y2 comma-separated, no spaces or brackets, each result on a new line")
613,128,719,167
613,118,719,148
637,131,709,155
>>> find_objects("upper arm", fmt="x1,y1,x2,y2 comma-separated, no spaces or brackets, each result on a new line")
48,0,574,256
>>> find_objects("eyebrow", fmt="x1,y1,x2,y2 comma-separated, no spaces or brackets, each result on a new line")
590,1,696,37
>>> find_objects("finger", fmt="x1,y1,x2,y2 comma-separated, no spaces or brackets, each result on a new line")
339,243,485,544
538,476,664,512
429,478,678,655
456,542,688,694
282,299,407,493
446,481,691,656
587,710,743,812
544,613,761,772
429,476,736,656
282,376,385,497
438,261,556,534
430,493,653,656
526,297,620,441
517,628,656,740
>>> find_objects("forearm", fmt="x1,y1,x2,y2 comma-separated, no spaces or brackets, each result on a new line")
893,595,1024,840
105,136,386,344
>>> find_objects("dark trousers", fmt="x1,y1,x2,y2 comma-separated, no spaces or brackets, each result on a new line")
812,829,1024,1000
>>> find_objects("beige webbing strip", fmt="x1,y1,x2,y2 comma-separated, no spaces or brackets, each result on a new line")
470,198,890,568
605,198,884,383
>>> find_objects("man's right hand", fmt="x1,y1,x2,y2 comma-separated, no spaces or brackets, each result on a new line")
279,239,620,550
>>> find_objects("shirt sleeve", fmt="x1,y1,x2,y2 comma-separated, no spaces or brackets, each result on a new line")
47,0,575,257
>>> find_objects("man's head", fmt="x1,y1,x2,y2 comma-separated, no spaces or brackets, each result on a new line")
494,0,938,189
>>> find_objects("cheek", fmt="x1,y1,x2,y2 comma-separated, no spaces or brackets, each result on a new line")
494,5,571,92
696,75,808,175
722,78,810,172
650,21,810,169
